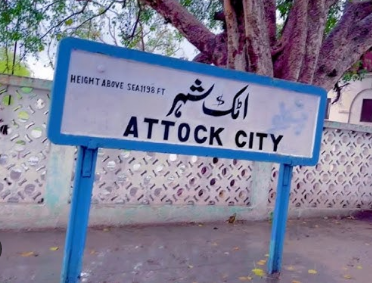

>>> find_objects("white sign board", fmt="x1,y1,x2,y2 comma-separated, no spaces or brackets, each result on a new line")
48,38,326,166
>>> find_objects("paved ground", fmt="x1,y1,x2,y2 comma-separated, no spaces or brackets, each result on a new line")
1,212,372,283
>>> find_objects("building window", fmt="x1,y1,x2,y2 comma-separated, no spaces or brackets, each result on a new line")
360,99,372,123
325,98,331,120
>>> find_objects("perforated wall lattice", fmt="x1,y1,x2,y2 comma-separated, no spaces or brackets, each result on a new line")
0,84,50,204
1,79,372,210
70,149,254,206
269,128,372,209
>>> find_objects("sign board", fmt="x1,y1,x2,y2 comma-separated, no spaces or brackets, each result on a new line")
49,38,328,282
48,37,326,166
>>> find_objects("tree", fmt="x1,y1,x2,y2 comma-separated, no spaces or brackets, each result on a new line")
1,0,372,92
0,48,31,77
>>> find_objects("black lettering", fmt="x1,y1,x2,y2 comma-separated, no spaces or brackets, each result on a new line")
123,116,138,138
135,85,140,91
235,130,246,148
209,127,224,146
161,120,175,140
249,132,254,149
95,78,100,85
102,79,106,87
194,125,207,144
84,76,88,84
120,82,123,89
71,74,76,83
127,83,131,90
144,118,159,139
107,80,111,87
256,133,268,150
77,76,81,84
89,77,94,84
271,134,283,152
178,123,191,142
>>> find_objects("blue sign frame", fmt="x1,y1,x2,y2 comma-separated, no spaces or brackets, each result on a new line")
48,37,327,167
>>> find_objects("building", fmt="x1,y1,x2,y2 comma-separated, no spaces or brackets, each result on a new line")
326,50,372,125
327,73,372,125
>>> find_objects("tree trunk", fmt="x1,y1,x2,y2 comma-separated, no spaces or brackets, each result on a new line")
142,0,372,91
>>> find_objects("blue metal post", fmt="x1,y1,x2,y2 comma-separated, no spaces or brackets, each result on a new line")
267,163,293,274
61,146,98,283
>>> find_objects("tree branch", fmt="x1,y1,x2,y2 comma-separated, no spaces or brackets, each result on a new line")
314,2,372,90
214,11,225,21
243,0,273,76
274,0,309,81
298,0,328,84
224,0,246,70
140,0,216,56
68,2,115,35
39,0,90,40
263,0,276,47
193,53,213,64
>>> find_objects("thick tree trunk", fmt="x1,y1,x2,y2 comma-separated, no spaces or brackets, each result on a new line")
142,0,372,92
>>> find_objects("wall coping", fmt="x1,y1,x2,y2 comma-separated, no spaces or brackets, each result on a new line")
0,74,52,90
324,120,372,134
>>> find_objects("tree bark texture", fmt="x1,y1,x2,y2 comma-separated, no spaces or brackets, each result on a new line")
141,0,372,91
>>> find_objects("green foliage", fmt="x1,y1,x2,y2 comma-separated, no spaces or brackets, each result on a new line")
0,49,31,77
0,0,188,64
342,60,369,82
180,0,223,30
325,1,345,34
277,0,293,20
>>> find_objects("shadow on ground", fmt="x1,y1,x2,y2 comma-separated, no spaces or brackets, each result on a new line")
1,214,372,283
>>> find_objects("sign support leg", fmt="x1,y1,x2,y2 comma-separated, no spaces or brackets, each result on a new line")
61,146,98,283
267,163,293,275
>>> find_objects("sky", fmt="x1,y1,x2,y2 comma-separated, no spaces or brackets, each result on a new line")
28,39,198,81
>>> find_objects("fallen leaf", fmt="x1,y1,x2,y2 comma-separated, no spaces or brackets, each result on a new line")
188,264,194,269
335,221,340,224
257,260,266,266
315,225,319,228
49,247,59,251
265,254,269,257
239,276,252,281
212,242,218,246
252,268,265,277
90,250,97,255
292,280,301,283
224,252,230,255
286,266,295,271
20,251,36,257
365,243,370,246
198,224,203,227
103,228,110,232
342,267,348,270
308,269,317,274
233,247,240,251
343,275,352,279
356,265,363,270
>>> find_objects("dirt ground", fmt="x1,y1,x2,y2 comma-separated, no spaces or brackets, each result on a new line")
1,212,372,283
